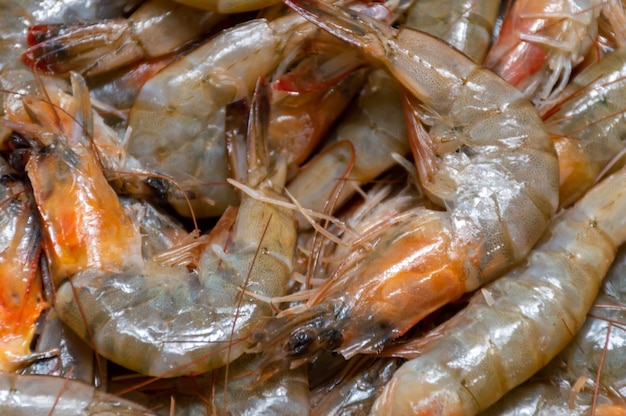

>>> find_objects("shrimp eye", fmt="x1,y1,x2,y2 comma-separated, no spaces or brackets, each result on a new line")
286,329,315,355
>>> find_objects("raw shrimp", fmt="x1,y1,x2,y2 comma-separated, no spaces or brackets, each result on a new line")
404,0,501,63
120,197,207,267
484,0,608,105
55,79,298,377
542,47,626,208
2,86,144,285
288,0,500,228
23,308,98,385
122,353,309,415
252,0,558,361
482,243,626,415
0,156,47,370
310,356,402,416
4,72,128,174
268,56,367,175
21,0,225,77
124,12,316,217
88,55,178,111
369,163,626,415
286,68,409,228
0,372,157,416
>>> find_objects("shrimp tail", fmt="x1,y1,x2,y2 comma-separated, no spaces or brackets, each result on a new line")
21,20,135,75
283,0,391,61
272,50,363,93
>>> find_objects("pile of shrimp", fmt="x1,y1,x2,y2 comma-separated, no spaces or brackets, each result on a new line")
3,0,626,414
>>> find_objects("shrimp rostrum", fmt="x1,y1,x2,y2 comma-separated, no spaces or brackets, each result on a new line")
251,0,558,363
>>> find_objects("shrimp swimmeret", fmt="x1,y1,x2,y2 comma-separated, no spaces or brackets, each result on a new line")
251,0,559,364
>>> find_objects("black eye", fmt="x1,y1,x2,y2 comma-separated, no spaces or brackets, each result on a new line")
286,330,314,355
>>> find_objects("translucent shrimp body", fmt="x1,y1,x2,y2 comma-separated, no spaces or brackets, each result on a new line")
125,14,313,217
371,164,626,415
0,0,144,142
259,0,558,359
0,373,157,416
405,0,501,63
286,68,409,228
483,244,626,415
542,47,626,208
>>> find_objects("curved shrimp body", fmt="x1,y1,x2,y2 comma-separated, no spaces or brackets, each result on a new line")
0,158,46,370
125,13,314,218
484,0,601,104
370,164,626,415
483,244,626,415
21,0,225,77
0,372,157,416
405,0,501,63
542,47,626,208
56,80,298,378
265,0,558,358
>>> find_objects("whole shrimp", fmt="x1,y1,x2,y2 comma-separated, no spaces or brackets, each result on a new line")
482,243,626,415
484,0,614,106
0,156,47,370
542,47,626,208
21,0,226,77
252,0,558,361
123,12,316,218
370,163,626,415
404,0,501,63
286,68,410,228
156,353,310,415
0,372,157,416
55,79,299,377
